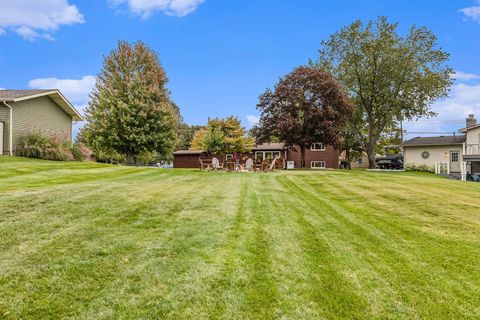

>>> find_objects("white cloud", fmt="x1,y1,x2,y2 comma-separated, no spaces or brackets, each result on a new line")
460,1,480,23
404,82,480,137
110,0,204,18
452,70,480,82
28,75,95,108
246,114,260,126
0,0,84,40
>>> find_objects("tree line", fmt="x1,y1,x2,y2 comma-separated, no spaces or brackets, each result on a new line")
80,17,452,168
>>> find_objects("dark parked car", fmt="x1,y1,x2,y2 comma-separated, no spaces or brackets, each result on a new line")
376,154,404,170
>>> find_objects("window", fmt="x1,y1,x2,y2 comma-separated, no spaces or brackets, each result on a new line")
311,161,326,169
450,151,459,163
255,151,281,161
356,157,363,164
226,154,233,161
311,143,325,151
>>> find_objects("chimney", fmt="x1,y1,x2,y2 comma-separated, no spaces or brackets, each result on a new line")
467,114,477,128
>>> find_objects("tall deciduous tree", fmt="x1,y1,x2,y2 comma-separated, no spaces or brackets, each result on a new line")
83,41,178,165
254,66,353,168
190,117,255,154
314,16,453,168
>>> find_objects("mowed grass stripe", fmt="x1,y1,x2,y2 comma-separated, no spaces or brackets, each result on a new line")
281,172,480,318
1,158,480,319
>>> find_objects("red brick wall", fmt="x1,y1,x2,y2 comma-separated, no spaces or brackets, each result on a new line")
173,146,339,169
286,145,339,169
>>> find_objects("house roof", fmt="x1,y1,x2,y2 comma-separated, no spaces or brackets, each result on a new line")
173,150,204,155
402,135,466,147
459,123,480,133
252,143,286,151
0,89,83,121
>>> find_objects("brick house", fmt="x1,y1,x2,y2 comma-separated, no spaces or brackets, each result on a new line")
173,142,339,169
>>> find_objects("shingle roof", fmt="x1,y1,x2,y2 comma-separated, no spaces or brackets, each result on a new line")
403,135,466,147
252,143,286,150
173,150,204,155
0,89,83,121
0,90,54,100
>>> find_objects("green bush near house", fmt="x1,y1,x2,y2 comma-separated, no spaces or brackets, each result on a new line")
404,163,435,173
14,130,85,161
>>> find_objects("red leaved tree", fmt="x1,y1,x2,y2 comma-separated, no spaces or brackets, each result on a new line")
253,66,353,168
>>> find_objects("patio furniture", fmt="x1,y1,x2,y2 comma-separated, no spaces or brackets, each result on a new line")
261,159,270,171
225,161,236,172
199,158,212,171
212,157,224,171
245,158,254,171
264,157,278,172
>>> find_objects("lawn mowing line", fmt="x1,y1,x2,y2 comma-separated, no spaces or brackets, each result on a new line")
0,173,196,273
281,174,478,319
277,174,422,317
346,172,480,214
78,174,242,319
300,175,480,306
275,174,373,319
0,162,110,180
258,174,337,319
0,166,152,191
0,173,220,319
201,174,280,320
323,174,480,242
242,174,279,319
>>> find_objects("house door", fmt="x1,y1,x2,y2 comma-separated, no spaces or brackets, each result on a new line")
449,150,460,173
0,122,3,155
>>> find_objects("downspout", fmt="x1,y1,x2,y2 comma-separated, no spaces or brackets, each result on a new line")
2,101,13,156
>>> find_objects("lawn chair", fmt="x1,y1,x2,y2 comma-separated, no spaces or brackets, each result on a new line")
245,158,254,172
199,158,212,171
212,157,224,171
264,157,278,172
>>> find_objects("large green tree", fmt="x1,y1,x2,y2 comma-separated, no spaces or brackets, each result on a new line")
190,116,255,154
314,16,453,168
254,66,353,168
83,41,178,165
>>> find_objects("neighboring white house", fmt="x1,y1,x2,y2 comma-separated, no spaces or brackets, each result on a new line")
403,114,480,176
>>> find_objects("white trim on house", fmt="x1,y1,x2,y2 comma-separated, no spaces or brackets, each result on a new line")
311,142,325,151
311,160,326,169
2,90,83,121
255,151,281,161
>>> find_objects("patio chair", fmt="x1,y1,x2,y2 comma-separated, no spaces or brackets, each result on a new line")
264,157,278,172
212,157,224,171
245,158,254,171
199,158,212,171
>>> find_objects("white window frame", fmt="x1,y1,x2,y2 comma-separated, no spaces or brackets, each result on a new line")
311,142,326,151
311,161,326,169
450,151,459,163
255,151,281,161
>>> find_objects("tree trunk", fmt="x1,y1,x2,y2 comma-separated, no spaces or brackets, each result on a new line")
300,145,306,168
366,141,376,169
345,148,352,169
126,152,134,166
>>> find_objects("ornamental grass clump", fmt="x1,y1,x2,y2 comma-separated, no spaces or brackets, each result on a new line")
15,130,76,161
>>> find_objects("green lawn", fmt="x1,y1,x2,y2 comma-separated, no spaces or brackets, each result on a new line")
1,156,479,319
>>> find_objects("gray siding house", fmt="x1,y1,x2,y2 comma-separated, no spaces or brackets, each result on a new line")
403,114,480,177
0,90,83,155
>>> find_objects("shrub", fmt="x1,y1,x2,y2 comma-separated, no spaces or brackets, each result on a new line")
405,163,435,173
15,130,73,161
138,150,158,166
94,149,125,164
70,145,85,161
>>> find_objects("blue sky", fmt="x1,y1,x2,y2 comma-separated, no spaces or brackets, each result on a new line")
1,0,480,139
